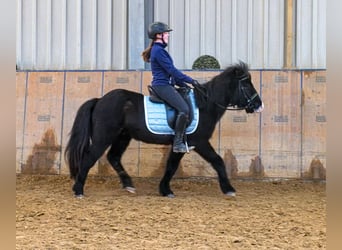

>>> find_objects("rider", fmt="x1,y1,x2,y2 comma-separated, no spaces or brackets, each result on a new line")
142,22,199,153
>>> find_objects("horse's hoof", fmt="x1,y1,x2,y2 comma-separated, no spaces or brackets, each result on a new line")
166,193,175,198
125,187,136,194
225,192,236,197
75,194,84,199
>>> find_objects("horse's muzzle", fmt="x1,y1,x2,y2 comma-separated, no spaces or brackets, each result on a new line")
255,102,264,113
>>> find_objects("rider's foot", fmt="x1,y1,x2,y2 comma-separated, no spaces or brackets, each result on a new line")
173,142,188,153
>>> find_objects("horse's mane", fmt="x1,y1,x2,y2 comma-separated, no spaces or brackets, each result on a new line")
194,61,249,109
215,61,249,80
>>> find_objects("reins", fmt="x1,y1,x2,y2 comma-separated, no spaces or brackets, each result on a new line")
193,76,258,111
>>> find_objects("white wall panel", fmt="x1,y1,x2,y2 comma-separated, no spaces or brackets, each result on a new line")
112,0,127,69
296,0,326,68
51,0,66,69
16,0,22,66
316,0,326,68
154,0,169,23
155,0,285,69
97,0,112,69
20,0,37,69
81,0,97,69
128,0,145,69
65,0,82,69
250,0,264,68
184,0,201,68
264,0,285,68
36,0,52,68
218,0,233,68
169,0,185,68
234,0,249,62
17,0,129,70
201,0,217,56
16,0,326,70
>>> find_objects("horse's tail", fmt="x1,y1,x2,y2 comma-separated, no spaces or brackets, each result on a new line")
65,98,99,179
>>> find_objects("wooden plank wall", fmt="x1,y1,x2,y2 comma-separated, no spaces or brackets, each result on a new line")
16,70,326,180
261,71,302,178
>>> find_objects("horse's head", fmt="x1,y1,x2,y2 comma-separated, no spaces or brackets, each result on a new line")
193,61,264,113
231,62,264,113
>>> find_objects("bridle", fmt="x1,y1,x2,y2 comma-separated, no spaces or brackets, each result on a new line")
193,76,259,111
237,76,259,111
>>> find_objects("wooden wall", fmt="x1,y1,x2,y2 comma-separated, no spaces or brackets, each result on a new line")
16,70,326,180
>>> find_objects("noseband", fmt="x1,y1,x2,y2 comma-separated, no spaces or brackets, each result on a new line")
237,76,259,111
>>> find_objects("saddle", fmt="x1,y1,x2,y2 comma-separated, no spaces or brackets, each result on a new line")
147,85,194,129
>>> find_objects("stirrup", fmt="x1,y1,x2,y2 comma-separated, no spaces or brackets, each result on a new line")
185,142,195,153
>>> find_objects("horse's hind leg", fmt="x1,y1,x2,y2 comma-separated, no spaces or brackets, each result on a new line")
107,131,135,193
73,143,110,197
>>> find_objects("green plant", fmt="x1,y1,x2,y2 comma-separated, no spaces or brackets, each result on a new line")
192,55,221,70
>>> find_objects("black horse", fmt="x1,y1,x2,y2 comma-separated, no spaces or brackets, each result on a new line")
65,61,264,198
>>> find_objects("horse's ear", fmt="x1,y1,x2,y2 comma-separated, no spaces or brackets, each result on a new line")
235,61,248,78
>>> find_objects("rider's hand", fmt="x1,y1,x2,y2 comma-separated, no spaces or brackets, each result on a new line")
192,80,200,87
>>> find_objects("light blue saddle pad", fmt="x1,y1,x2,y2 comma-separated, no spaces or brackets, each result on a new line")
144,90,199,135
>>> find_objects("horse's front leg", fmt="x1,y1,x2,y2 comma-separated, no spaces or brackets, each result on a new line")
195,142,236,197
159,151,185,197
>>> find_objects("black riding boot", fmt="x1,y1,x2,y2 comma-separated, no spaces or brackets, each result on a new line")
173,113,188,153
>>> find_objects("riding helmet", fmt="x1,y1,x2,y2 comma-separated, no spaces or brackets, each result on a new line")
148,22,173,39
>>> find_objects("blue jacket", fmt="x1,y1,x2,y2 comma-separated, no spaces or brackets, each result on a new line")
150,42,193,87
